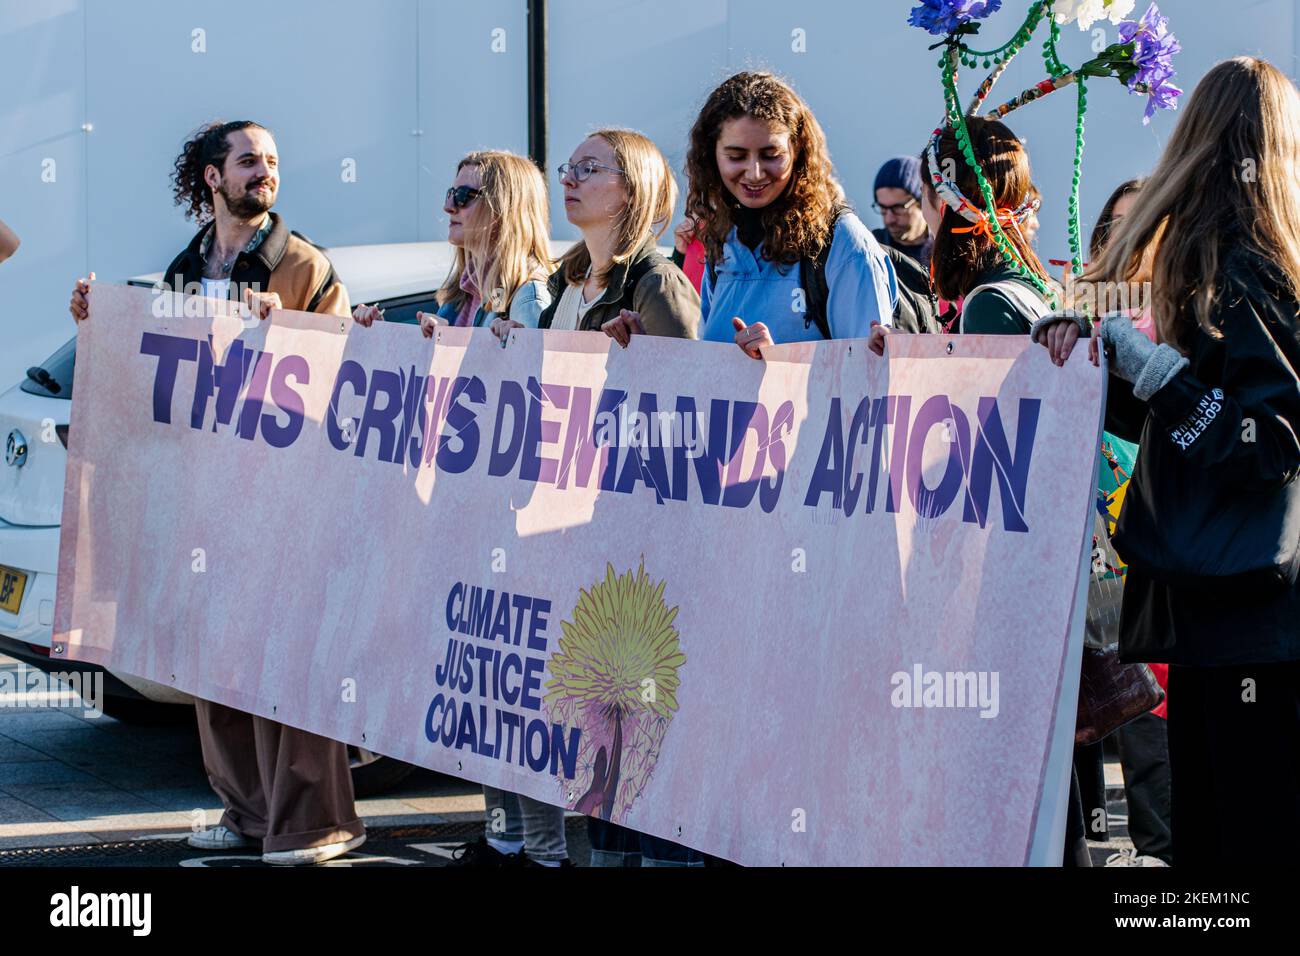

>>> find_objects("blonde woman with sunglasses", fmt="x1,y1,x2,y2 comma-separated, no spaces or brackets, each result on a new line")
353,150,554,337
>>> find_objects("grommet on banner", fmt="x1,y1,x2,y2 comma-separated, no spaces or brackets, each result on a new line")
946,341,955,354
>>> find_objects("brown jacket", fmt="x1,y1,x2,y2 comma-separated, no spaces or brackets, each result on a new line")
161,212,350,317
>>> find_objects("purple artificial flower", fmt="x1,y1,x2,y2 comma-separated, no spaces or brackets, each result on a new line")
1117,2,1182,123
907,0,1003,36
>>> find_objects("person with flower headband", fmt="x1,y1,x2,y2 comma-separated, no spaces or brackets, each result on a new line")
929,117,1052,338
877,0,1182,347
874,108,1094,860
867,114,1055,356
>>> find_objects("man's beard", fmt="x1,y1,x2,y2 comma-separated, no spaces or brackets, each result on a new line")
889,220,924,244
218,179,275,218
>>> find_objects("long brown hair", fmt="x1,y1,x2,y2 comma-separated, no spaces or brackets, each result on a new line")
1086,57,1300,347
921,117,1048,302
1089,178,1145,260
437,151,553,313
558,128,676,285
685,71,843,267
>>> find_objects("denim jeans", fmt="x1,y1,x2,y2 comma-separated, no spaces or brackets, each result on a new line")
481,786,568,863
586,817,706,867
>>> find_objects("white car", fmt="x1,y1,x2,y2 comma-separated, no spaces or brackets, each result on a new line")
0,238,496,794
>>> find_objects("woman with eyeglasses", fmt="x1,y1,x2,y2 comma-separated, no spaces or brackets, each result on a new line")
528,128,705,867
684,71,896,359
521,128,698,346
352,150,554,337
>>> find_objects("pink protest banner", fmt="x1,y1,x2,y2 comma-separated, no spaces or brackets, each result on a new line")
55,283,1101,865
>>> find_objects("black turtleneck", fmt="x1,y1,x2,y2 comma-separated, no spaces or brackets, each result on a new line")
733,204,765,251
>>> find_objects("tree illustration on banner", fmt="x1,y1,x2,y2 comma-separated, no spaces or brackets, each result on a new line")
544,562,686,823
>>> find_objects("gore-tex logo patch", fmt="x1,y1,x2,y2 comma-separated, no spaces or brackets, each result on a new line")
1169,388,1224,451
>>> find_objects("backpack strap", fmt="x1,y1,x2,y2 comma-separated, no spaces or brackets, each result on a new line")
961,279,1051,333
798,203,851,340
880,244,940,334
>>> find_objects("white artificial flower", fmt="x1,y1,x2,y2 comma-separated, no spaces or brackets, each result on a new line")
1053,0,1136,30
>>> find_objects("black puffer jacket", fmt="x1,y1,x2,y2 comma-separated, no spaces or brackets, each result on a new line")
1106,246,1300,666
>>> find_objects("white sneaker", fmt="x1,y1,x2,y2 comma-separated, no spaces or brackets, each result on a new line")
1106,848,1169,867
187,825,255,850
263,833,367,866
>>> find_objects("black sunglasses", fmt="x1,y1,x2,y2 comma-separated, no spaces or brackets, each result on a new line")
445,186,482,210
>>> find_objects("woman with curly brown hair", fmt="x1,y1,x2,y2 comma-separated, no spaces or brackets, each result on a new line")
684,71,896,357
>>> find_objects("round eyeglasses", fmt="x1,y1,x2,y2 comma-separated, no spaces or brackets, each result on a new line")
558,160,625,183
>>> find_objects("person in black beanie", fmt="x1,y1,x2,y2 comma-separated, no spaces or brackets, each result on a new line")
871,155,933,267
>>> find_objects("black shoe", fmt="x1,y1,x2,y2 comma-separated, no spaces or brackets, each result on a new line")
448,837,519,867
518,855,575,868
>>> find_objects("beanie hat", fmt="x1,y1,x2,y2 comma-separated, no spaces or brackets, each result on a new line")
873,156,923,201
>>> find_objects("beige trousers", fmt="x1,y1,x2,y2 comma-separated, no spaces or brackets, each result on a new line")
194,699,365,853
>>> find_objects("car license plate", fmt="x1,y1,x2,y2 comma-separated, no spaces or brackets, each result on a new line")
0,565,27,614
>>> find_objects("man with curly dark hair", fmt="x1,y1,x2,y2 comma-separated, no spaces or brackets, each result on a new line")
68,120,361,866
71,120,348,322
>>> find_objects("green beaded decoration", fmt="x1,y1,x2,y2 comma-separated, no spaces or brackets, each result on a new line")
1067,77,1089,278
941,49,1050,303
929,0,1116,308
963,1,1048,59
940,48,1056,304
1042,17,1070,78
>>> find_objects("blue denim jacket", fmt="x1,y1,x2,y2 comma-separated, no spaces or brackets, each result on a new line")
436,278,551,328
699,210,896,343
